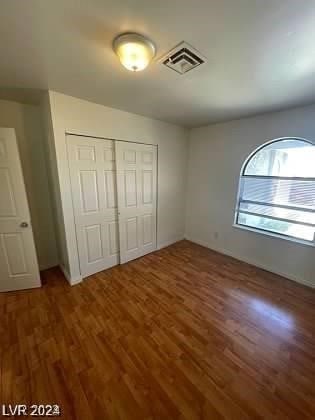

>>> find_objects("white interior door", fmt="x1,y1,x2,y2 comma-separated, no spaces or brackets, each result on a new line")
0,128,40,292
67,135,119,277
115,141,157,263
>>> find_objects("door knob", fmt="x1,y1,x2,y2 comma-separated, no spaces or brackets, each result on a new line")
20,222,29,228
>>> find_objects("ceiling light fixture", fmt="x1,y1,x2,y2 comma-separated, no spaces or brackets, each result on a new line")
113,33,156,72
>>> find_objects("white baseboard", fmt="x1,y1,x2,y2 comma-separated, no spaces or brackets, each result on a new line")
59,264,82,286
157,235,185,250
185,235,315,289
59,237,184,285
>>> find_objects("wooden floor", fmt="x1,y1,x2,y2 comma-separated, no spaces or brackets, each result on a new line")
1,240,315,419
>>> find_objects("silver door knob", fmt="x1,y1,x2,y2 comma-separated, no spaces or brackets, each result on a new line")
20,222,28,228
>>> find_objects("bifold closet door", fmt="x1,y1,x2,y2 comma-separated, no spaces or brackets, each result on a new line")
115,141,157,263
67,135,119,277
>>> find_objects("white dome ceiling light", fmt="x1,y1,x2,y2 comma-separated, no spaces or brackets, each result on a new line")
113,33,156,72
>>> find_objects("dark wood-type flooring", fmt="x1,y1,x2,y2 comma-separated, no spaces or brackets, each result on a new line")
1,240,315,419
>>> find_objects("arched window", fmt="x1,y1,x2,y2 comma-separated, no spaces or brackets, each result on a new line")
235,138,315,244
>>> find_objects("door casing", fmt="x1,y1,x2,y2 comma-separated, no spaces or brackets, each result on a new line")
66,134,158,278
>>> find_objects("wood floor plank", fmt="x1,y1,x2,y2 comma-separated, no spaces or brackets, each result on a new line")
1,240,315,419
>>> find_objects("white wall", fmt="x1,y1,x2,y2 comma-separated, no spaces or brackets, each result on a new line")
46,91,189,283
3,93,313,288
40,94,68,272
186,104,315,287
0,100,58,270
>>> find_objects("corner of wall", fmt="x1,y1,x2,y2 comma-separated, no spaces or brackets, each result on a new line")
40,92,70,273
59,264,82,286
157,234,185,250
184,126,193,239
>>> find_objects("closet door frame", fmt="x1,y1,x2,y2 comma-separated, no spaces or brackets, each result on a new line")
66,133,158,278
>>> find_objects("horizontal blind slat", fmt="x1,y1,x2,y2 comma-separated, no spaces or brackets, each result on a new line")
237,212,315,241
239,202,315,225
240,177,315,209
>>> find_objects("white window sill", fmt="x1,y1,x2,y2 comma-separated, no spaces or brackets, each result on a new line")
233,223,315,248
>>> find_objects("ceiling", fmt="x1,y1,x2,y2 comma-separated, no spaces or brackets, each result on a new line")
1,0,315,127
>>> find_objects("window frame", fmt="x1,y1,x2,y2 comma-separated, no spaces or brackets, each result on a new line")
234,137,315,247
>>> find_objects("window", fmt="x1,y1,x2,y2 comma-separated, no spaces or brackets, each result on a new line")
235,138,315,244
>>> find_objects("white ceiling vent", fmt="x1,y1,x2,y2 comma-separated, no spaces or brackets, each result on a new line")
160,42,206,74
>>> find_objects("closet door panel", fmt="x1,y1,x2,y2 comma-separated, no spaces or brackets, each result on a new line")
115,142,157,263
67,135,119,277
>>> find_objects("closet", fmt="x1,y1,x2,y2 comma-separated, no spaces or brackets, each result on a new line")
67,135,157,277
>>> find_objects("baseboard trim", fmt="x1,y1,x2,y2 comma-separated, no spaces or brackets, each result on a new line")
59,264,82,286
59,237,185,285
185,235,315,289
157,235,185,250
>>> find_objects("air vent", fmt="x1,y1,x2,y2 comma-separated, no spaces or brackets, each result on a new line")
160,42,206,74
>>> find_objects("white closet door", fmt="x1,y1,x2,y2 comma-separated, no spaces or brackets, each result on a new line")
67,135,119,277
0,128,40,292
115,142,157,263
